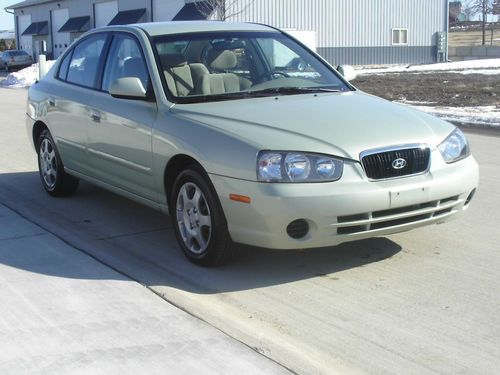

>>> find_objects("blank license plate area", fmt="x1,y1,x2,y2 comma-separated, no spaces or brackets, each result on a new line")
390,186,430,207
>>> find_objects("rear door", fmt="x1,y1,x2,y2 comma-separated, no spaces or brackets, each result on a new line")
86,33,157,201
48,33,108,173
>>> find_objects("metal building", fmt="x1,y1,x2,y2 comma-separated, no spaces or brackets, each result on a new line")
227,0,449,65
5,0,449,65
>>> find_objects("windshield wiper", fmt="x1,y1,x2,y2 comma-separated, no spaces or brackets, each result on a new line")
248,87,341,96
180,91,255,103
178,87,341,104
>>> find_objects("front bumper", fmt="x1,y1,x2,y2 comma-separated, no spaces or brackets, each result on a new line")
210,151,479,249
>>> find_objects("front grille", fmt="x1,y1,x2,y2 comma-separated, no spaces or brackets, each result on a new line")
361,146,430,180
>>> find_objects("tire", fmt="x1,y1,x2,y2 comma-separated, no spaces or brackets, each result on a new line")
37,129,79,197
170,166,235,266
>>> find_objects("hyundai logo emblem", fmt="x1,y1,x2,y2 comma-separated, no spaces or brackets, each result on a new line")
392,158,407,169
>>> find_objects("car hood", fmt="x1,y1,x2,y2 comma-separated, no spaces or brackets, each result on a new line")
170,91,455,161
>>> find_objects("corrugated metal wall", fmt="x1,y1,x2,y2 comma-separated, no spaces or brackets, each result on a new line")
228,0,447,64
14,0,448,65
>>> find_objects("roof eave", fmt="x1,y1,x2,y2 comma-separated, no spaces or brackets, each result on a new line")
6,0,58,11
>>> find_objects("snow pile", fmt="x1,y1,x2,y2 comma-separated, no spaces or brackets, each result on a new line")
2,60,56,88
357,58,500,76
399,101,500,127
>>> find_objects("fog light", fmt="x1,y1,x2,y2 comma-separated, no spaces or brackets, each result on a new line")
286,219,309,239
465,189,476,205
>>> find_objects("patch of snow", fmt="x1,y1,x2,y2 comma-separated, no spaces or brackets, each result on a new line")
2,60,56,88
357,58,500,75
399,102,500,127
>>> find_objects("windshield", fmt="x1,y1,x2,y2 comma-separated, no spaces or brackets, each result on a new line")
153,31,351,103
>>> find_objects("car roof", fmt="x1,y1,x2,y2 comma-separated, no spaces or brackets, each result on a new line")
129,21,277,37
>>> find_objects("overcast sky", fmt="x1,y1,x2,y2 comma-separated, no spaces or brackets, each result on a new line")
0,0,15,30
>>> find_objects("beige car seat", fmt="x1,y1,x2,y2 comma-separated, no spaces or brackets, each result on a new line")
200,50,246,95
161,54,209,96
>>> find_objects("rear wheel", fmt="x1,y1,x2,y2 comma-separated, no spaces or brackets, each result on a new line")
171,166,235,266
37,129,79,197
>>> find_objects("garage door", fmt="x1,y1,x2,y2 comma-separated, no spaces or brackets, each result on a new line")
18,14,33,57
95,1,118,28
51,8,70,59
153,0,184,21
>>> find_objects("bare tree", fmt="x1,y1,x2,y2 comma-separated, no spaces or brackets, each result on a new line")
193,0,254,21
462,2,477,21
493,0,500,18
464,0,494,44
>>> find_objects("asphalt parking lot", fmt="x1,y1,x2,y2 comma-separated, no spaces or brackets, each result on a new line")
1,87,499,374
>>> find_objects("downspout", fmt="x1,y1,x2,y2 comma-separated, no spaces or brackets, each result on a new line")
4,8,17,50
49,10,54,58
445,0,449,61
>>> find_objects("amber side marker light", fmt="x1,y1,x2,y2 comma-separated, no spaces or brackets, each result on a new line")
229,194,251,204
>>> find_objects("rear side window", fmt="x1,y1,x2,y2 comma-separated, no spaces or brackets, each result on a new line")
58,51,72,80
101,34,149,92
66,34,107,89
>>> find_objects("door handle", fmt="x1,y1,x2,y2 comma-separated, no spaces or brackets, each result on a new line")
48,97,56,107
90,110,101,123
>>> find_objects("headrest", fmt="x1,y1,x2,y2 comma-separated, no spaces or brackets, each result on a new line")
160,53,187,68
207,50,237,71
123,57,145,73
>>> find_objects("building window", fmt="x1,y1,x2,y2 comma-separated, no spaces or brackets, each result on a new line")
392,28,408,45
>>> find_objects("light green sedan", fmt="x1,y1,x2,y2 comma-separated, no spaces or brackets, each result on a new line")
27,21,478,266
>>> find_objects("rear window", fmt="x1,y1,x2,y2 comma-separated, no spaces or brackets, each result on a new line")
7,51,29,56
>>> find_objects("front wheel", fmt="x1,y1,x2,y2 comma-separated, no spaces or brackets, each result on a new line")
37,129,79,197
171,166,235,266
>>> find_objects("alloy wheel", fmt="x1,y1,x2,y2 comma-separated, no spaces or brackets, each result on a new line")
39,138,57,190
176,182,212,254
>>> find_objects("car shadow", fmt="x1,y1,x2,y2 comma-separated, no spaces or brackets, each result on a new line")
0,171,402,294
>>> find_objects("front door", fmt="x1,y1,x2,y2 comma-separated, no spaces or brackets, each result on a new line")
86,33,157,201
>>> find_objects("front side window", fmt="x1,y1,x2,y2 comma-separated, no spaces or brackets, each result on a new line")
66,34,107,88
102,34,149,93
153,31,351,103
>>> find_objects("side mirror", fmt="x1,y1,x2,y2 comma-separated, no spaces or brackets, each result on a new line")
337,65,357,82
109,77,147,100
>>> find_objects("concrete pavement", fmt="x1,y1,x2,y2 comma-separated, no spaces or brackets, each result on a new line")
0,201,289,374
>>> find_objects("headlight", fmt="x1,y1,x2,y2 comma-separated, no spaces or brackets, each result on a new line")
258,151,343,182
438,128,470,163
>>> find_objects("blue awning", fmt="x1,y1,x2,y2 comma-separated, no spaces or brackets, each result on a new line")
173,3,214,21
108,8,146,26
58,16,90,33
22,21,48,36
